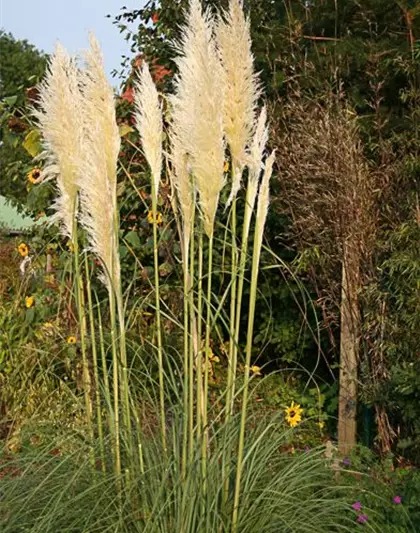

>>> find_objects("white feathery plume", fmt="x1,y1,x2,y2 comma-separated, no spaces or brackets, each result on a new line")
33,43,82,239
169,134,194,248
242,106,268,232
78,34,121,291
254,149,276,260
134,62,163,201
216,0,260,205
171,0,225,237
248,106,268,181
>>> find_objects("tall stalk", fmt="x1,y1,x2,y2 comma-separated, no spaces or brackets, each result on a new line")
225,168,239,419
108,286,121,478
230,182,256,413
72,221,94,456
223,170,239,504
84,255,105,472
196,222,204,441
114,213,133,463
201,232,214,487
95,294,111,425
181,232,190,479
231,152,274,533
151,181,166,451
188,205,196,462
231,219,260,532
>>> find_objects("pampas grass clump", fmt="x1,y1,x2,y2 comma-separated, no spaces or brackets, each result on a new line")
0,2,369,533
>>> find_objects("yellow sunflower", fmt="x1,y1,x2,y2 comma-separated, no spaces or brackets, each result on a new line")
18,243,29,257
147,210,163,225
67,336,77,345
285,401,303,427
25,296,35,308
27,168,42,184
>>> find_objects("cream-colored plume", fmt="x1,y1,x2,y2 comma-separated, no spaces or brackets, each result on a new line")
248,106,268,181
169,134,194,248
241,107,268,233
134,62,163,201
77,34,121,291
33,44,82,239
254,150,276,260
171,0,225,237
217,0,260,205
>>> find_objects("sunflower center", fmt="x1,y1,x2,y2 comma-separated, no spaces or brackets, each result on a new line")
289,410,296,417
33,170,40,178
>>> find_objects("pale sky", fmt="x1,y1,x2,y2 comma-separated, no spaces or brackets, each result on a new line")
0,0,146,83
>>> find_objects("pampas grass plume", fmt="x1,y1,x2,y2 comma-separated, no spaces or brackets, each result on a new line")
249,106,268,180
134,62,163,201
255,150,275,253
34,44,82,239
217,0,260,204
171,0,225,237
169,136,194,247
242,106,268,232
78,34,121,291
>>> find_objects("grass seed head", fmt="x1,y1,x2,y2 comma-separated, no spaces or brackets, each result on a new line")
171,0,225,237
134,62,163,201
33,43,82,239
77,34,121,291
217,0,261,205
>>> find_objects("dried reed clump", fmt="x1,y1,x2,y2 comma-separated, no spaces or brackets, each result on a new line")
77,34,121,291
171,0,225,237
216,0,260,204
134,62,163,201
33,44,82,239
274,99,375,316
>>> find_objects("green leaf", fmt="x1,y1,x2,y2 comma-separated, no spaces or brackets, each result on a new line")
25,307,35,324
119,245,129,259
119,124,135,137
4,129,19,148
2,95,18,106
124,230,141,249
23,129,42,157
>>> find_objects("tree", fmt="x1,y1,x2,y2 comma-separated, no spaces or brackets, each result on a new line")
0,32,48,209
0,31,47,99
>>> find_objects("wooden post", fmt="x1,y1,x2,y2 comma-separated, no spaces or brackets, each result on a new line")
338,239,360,455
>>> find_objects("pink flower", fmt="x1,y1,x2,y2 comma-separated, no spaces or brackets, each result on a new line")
356,513,368,524
352,501,362,512
393,495,402,504
121,87,134,104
